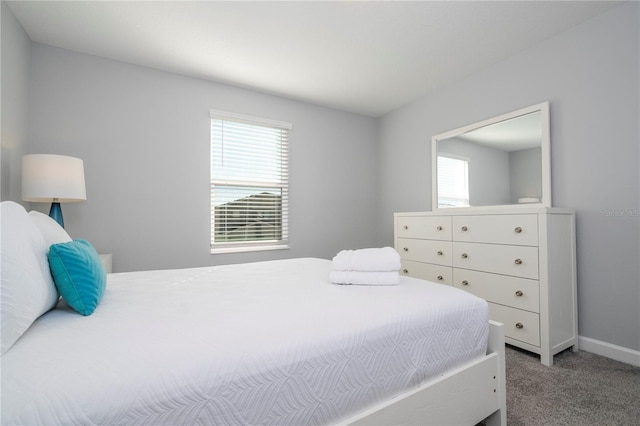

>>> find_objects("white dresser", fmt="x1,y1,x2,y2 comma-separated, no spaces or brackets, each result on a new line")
394,207,578,366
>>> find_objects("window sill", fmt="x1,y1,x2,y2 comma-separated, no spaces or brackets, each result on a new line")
210,244,290,255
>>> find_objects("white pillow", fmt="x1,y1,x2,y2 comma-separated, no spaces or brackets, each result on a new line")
29,210,72,248
1,201,59,355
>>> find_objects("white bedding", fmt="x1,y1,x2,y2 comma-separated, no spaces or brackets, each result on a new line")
1,258,489,425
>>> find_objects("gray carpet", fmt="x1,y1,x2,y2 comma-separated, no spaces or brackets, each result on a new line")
505,345,640,425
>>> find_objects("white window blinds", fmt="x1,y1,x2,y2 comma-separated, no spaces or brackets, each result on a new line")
210,110,292,252
437,155,470,207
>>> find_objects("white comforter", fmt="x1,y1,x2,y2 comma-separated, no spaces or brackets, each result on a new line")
1,258,488,425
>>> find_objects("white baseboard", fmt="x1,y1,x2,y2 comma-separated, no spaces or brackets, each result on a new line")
578,336,640,367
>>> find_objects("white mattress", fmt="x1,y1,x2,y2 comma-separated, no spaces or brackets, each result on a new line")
1,258,488,425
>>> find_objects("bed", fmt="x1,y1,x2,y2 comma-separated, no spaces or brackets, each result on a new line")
1,201,506,425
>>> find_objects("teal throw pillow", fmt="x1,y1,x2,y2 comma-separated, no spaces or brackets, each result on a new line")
48,239,106,316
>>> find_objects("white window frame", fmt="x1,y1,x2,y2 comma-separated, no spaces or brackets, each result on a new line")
210,109,292,254
436,154,470,208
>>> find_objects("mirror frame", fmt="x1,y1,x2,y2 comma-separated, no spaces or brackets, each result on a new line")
431,101,551,210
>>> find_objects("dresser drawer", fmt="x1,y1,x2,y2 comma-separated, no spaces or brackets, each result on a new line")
396,238,452,266
453,269,540,313
396,216,452,241
400,260,452,285
452,214,538,246
488,303,540,347
453,242,539,279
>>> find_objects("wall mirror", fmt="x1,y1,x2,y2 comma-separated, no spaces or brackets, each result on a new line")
432,102,550,209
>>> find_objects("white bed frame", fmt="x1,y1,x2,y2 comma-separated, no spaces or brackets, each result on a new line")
342,321,507,426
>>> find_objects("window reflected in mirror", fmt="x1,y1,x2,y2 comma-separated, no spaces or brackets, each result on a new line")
437,155,469,207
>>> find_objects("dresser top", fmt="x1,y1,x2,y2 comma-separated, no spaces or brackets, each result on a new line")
395,206,574,216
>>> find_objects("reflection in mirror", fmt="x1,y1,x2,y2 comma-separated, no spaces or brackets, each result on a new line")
432,102,550,209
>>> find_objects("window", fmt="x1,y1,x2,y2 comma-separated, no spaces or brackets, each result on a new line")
210,110,292,253
437,155,470,207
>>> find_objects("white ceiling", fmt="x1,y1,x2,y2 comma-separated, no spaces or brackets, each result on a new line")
7,0,622,117
457,111,542,151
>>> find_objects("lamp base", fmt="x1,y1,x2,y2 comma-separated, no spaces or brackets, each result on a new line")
49,202,65,228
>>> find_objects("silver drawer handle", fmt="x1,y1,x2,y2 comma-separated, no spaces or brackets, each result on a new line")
515,290,524,297
515,322,524,329
403,247,409,252
515,226,522,233
461,226,468,232
461,253,468,259
462,280,469,286
403,225,408,230
437,250,443,256
436,225,443,231
437,275,443,281
515,258,523,265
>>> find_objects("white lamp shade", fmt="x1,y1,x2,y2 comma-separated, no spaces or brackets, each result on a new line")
22,154,87,202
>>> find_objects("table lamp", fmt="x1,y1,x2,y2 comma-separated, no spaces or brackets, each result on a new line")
22,154,87,228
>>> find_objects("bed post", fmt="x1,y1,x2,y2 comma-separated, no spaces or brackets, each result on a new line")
485,321,507,426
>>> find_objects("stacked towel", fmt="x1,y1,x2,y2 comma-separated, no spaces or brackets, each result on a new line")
330,247,401,286
329,270,400,286
332,247,402,272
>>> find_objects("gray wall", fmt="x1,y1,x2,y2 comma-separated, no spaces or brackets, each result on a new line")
376,2,639,352
509,147,542,204
1,1,31,204
27,45,378,272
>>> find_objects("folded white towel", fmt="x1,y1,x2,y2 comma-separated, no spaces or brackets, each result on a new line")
332,247,401,272
330,270,400,286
